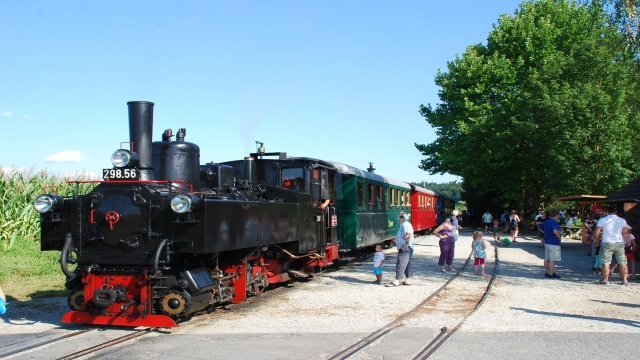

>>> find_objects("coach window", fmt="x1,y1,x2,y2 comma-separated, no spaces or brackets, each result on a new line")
389,188,394,207
377,185,383,210
368,183,375,208
358,181,365,208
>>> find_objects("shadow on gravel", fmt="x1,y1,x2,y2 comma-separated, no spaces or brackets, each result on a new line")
327,244,476,287
331,275,377,284
511,307,640,328
590,300,640,308
492,233,607,285
0,297,69,328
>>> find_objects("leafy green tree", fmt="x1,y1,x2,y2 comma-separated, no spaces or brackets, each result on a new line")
598,0,639,51
416,0,640,216
414,181,463,203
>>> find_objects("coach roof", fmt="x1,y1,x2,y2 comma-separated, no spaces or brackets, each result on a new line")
409,183,436,195
326,161,411,190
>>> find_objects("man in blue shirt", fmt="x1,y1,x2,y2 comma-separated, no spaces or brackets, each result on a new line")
543,210,562,279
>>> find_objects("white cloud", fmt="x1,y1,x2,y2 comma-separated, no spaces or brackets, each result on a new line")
21,114,32,120
0,112,12,117
45,150,86,163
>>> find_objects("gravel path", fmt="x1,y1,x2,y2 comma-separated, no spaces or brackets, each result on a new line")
2,230,639,359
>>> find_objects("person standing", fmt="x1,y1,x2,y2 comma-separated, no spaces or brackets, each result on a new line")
624,232,636,280
536,210,548,246
482,210,493,233
472,231,487,276
492,218,500,238
372,244,385,285
451,210,462,240
500,210,510,233
389,212,414,286
509,210,521,242
594,204,632,285
542,210,562,278
432,217,456,272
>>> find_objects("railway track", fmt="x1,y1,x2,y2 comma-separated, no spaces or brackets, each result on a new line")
0,326,156,360
329,241,501,360
0,328,96,359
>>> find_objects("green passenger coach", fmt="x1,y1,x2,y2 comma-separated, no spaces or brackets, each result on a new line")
327,162,412,250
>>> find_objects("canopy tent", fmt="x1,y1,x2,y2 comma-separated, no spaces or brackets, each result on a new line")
556,195,607,222
555,195,607,202
603,177,640,203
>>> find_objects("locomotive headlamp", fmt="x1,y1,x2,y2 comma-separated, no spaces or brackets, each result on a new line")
33,194,63,213
170,194,197,214
111,149,139,168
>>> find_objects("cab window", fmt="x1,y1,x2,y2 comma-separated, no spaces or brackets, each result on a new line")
282,168,305,191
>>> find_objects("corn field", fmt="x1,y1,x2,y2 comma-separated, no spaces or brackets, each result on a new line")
0,168,95,252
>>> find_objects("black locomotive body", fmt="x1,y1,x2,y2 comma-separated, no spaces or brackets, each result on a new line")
35,101,338,327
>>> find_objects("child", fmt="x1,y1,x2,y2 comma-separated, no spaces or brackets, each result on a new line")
372,244,385,284
593,245,602,275
472,231,487,275
492,218,500,237
625,232,636,280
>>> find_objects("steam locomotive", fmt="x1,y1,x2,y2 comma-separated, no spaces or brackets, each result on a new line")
34,101,446,328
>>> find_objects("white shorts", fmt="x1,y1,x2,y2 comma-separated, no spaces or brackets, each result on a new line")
545,244,561,262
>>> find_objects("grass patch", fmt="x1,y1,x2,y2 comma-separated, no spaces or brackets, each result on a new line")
0,236,67,301
0,168,95,301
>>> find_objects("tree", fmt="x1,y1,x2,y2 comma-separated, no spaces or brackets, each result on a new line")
599,0,640,51
416,0,640,216
414,181,463,203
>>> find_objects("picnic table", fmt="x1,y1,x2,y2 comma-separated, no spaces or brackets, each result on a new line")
562,226,582,239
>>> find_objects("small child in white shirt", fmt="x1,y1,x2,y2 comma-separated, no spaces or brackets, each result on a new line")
373,244,385,284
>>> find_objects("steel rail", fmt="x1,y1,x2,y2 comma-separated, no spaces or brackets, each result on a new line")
327,249,474,360
56,328,154,360
412,243,501,360
0,328,96,359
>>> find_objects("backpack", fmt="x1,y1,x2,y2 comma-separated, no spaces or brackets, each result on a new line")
510,217,519,227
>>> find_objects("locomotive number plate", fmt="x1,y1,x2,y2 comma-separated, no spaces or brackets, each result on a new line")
103,168,139,181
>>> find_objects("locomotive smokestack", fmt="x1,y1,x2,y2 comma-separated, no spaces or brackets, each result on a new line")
127,101,154,180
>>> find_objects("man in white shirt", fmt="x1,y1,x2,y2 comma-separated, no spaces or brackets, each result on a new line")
594,204,632,285
482,211,493,233
390,212,414,286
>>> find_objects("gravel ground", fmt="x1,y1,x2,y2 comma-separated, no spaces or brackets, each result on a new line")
0,296,67,335
2,229,640,359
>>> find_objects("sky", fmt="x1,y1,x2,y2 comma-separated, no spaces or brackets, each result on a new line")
0,0,523,184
